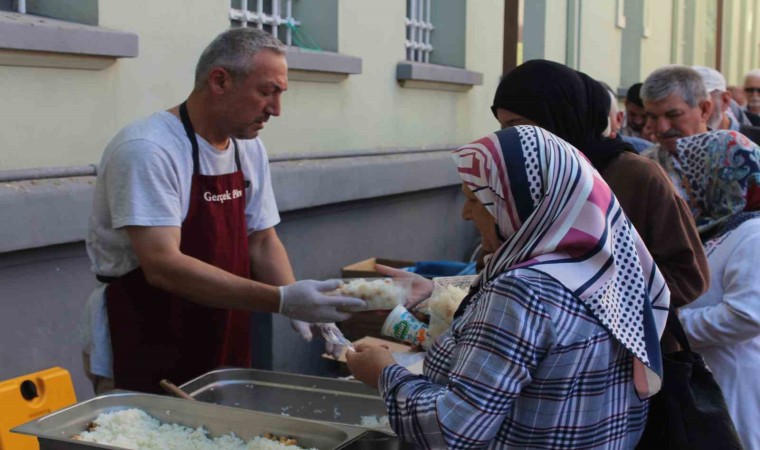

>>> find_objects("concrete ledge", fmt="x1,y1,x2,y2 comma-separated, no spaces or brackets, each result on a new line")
0,150,460,253
0,176,95,253
0,11,138,67
271,150,459,211
285,47,361,83
396,61,483,91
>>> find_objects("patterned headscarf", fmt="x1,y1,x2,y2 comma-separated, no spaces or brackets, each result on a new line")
452,126,670,398
675,130,760,238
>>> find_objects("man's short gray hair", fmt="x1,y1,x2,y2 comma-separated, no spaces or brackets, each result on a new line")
194,27,285,89
641,65,708,108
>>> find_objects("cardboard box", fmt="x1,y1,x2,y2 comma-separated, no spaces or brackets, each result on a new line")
339,257,416,340
341,257,415,279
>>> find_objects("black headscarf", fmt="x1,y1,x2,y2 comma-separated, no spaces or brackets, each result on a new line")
491,59,633,171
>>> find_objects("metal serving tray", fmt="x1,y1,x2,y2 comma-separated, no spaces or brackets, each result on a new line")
180,369,390,430
12,390,366,450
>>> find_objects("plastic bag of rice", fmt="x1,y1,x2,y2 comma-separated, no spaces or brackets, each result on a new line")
424,279,469,347
73,408,316,450
332,278,411,311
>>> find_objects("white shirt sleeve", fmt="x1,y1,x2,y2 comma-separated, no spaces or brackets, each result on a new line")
245,139,280,234
679,229,760,348
104,139,183,229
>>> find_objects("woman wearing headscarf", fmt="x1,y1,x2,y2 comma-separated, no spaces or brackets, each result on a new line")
347,125,670,449
489,60,707,312
675,130,760,449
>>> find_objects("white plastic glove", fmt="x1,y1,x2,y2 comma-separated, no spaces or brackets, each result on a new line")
289,320,347,359
374,264,434,310
279,279,366,323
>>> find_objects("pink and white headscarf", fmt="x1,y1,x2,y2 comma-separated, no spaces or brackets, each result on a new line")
452,125,670,398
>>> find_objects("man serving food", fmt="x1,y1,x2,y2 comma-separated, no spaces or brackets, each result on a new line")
81,28,364,394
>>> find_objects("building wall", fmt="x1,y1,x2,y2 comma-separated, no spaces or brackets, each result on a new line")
0,0,502,171
0,0,493,397
577,0,623,87
0,183,477,401
639,0,674,83
525,0,760,91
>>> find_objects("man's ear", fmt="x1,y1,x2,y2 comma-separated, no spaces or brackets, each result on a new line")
699,98,713,122
721,91,732,112
206,67,232,95
615,111,624,127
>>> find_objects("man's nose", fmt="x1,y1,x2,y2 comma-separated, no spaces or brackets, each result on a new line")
266,95,281,117
461,203,472,220
654,117,670,133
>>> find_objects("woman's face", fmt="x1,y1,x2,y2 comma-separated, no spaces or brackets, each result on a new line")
495,108,536,129
461,184,503,253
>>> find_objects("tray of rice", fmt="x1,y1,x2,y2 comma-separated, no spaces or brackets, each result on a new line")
332,278,410,311
180,369,392,432
12,390,367,450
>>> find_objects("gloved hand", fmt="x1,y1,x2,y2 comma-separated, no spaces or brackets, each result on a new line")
374,264,434,310
289,320,348,360
279,279,366,323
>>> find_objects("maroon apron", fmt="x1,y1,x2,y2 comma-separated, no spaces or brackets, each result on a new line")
104,102,251,393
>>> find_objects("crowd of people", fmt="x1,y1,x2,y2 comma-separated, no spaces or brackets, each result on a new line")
349,57,760,449
81,26,759,449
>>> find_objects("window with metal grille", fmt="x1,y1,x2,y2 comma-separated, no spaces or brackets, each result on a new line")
1,0,98,25
230,0,302,47
406,0,434,63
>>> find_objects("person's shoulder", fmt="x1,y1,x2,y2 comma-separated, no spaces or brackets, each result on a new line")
237,137,271,165
109,112,183,150
488,269,568,302
620,135,653,153
609,151,668,180
639,144,661,159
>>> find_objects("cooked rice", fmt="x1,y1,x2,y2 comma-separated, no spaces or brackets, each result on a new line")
75,408,315,450
359,415,390,428
336,279,407,311
426,284,468,343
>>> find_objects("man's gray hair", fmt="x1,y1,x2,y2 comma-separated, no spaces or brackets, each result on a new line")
641,65,708,108
194,27,285,89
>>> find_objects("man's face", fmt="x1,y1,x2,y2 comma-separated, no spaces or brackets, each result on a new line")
224,50,288,140
624,101,646,132
744,75,760,113
644,92,710,153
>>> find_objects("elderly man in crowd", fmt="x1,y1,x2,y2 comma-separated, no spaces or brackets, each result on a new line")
693,65,760,144
641,65,712,200
744,69,760,115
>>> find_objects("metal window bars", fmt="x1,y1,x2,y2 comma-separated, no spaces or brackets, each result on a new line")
229,0,300,47
405,0,433,63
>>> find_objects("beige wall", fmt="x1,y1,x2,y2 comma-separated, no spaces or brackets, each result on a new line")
578,0,623,88
544,0,568,64
0,0,502,171
722,0,760,85
640,0,674,79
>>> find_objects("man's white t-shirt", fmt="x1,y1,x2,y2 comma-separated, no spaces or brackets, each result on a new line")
82,111,281,377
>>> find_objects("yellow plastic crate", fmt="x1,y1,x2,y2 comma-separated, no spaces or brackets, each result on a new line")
0,367,76,450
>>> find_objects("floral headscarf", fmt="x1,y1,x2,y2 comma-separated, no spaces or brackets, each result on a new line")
452,126,670,398
675,130,760,239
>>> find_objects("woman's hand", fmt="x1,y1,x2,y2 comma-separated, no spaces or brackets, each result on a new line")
375,264,434,310
345,343,396,389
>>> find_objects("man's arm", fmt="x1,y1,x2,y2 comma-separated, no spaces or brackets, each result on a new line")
248,227,296,286
126,225,280,312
